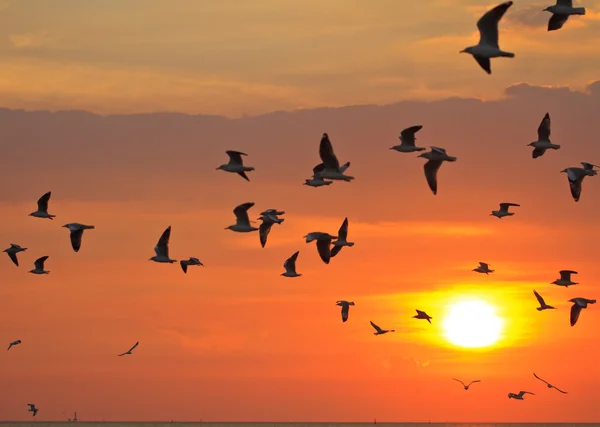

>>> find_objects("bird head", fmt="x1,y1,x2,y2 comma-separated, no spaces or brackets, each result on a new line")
560,168,568,173
215,165,224,171
417,153,426,159
62,224,68,228
349,302,355,306
527,142,535,146
542,6,550,12
459,47,472,54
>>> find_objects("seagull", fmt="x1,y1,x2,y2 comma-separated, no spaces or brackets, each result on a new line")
313,133,354,181
7,339,21,351
569,297,596,326
533,373,567,393
552,270,578,287
29,191,55,219
452,378,481,390
27,404,39,417
390,125,426,153
490,202,519,218
260,209,285,217
413,309,432,323
560,166,596,202
29,256,50,274
281,251,301,277
417,147,457,195
508,391,534,400
460,1,515,74
472,262,494,274
118,341,139,356
226,202,258,232
258,214,285,248
581,162,599,174
304,177,334,187
370,320,395,335
533,290,556,311
304,232,336,264
544,0,586,31
216,150,255,181
3,244,27,266
149,226,176,263
336,300,355,322
180,257,203,274
62,223,95,252
331,217,355,258
528,113,560,159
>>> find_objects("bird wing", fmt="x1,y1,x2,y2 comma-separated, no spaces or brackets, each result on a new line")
70,229,84,253
560,270,577,280
424,159,443,195
533,289,546,306
479,262,489,269
315,236,332,264
283,251,299,272
233,202,254,226
416,309,425,316
548,13,569,31
237,171,250,181
551,385,568,394
180,261,188,274
341,304,349,322
468,380,481,386
568,174,583,202
226,150,247,165
319,133,340,171
259,222,273,248
520,391,534,396
557,0,573,8
532,147,547,159
370,320,383,333
34,256,48,269
400,125,423,146
337,217,349,241
312,163,326,177
473,56,491,74
430,146,447,155
7,251,18,266
533,372,549,385
477,1,513,48
37,191,51,212
330,245,343,258
128,341,139,352
537,113,551,141
452,378,466,387
570,303,583,326
154,226,171,257
499,203,519,211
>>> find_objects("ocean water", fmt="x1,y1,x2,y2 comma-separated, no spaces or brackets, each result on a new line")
1,423,599,427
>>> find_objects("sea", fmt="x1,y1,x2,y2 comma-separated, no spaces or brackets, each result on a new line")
0,423,598,427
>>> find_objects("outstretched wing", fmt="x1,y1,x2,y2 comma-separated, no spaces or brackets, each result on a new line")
533,372,549,385
226,150,247,165
537,113,551,141
37,191,51,212
34,256,48,269
548,14,569,32
477,1,513,48
337,217,349,241
468,380,481,387
533,290,545,306
283,251,299,272
128,341,139,352
233,202,254,225
330,245,343,258
400,125,423,146
552,385,568,394
154,226,171,257
7,251,18,266
259,222,273,248
570,303,582,326
319,133,340,171
452,378,466,387
316,236,332,264
424,159,443,195
70,229,84,252
370,320,383,333
341,304,350,322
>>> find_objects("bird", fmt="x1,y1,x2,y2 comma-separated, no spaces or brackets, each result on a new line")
533,373,568,394
29,256,50,274
452,378,481,390
460,1,515,74
533,290,556,311
313,134,354,181
29,191,55,219
390,125,426,153
560,166,596,202
528,113,560,159
149,226,176,263
543,0,586,31
303,177,333,187
472,262,494,274
336,301,355,322
281,251,301,278
260,209,285,217
304,232,337,264
581,162,599,174
331,217,354,258
180,257,203,274
226,202,258,232
508,391,534,400
413,309,432,323
417,147,457,195
7,339,21,351
3,244,27,266
490,202,520,218
27,404,39,417
569,297,596,326
370,320,395,335
216,150,255,181
62,223,95,252
552,270,578,287
258,214,284,248
118,341,139,356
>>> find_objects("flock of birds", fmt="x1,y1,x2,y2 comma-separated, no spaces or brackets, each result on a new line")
4,0,596,419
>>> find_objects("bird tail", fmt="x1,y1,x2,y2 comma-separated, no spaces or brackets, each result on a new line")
573,7,585,14
500,51,515,58
347,242,355,247
49,215,56,219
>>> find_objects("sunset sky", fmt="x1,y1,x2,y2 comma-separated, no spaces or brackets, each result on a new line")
2,0,600,423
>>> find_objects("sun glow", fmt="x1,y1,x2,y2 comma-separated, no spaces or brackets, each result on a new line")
443,300,504,348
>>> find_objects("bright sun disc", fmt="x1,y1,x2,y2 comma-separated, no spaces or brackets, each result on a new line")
443,300,503,348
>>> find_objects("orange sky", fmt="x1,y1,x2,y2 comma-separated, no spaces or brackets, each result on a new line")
1,0,600,423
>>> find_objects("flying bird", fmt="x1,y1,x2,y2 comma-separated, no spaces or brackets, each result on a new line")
29,191,55,219
508,391,534,400
62,223,95,252
390,125,426,153
370,320,395,335
528,113,560,159
331,217,355,258
226,202,258,232
543,0,586,31
581,162,599,174
472,262,494,274
258,214,284,248
460,1,515,74
336,300,355,322
552,270,578,287
7,339,21,351
533,373,568,394
303,177,333,187
417,147,457,195
260,209,285,217
569,297,596,327
27,404,38,417
413,309,432,323
3,244,27,266
560,166,596,202
490,202,519,219
149,226,176,263
118,341,139,356
533,290,555,311
216,150,255,181
180,257,203,274
29,256,50,274
313,134,354,181
304,232,337,264
281,251,301,278
452,378,481,390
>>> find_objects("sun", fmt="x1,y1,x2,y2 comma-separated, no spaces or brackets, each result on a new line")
442,300,504,348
